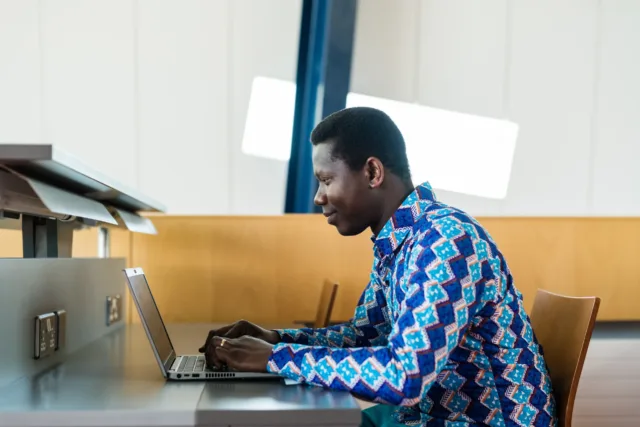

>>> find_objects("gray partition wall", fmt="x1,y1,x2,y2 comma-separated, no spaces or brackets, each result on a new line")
0,258,127,389
0,144,164,391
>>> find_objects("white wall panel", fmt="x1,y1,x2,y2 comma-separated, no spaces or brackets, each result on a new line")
591,0,640,215
137,0,230,214
416,0,508,216
2,0,639,217
228,0,301,214
351,0,419,102
418,0,508,118
40,0,137,188
0,0,41,143
504,0,598,216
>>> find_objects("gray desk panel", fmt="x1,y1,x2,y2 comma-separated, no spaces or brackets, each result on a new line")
0,327,202,427
0,325,361,427
196,382,361,427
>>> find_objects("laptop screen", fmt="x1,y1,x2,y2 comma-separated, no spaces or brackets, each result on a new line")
125,269,174,369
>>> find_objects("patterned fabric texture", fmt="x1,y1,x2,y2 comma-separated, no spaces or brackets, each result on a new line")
267,182,557,427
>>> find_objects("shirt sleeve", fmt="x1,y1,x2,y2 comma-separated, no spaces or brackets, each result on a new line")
266,224,496,406
273,278,391,348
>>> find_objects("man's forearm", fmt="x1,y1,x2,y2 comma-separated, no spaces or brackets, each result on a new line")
275,322,361,347
267,342,436,407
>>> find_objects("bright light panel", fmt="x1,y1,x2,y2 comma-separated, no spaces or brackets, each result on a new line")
241,77,518,199
242,77,297,162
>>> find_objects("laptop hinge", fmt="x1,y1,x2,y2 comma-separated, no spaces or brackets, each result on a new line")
165,351,177,372
169,356,181,372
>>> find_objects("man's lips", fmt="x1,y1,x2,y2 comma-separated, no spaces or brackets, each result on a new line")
323,212,337,223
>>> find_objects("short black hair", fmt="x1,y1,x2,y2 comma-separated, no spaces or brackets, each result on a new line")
310,106,411,182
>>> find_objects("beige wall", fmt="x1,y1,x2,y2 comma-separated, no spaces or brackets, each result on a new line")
121,215,640,324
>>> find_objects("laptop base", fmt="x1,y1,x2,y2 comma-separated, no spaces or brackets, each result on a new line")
167,354,278,381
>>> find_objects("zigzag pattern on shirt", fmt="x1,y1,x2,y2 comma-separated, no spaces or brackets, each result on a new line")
271,182,557,427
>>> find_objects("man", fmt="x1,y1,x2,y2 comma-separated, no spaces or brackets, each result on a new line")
200,107,557,427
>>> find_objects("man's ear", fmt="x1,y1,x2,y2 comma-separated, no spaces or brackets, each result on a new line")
365,157,385,189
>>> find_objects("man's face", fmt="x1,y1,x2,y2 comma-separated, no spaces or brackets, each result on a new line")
312,142,374,236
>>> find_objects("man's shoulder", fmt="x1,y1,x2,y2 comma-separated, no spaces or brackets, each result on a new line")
410,200,491,242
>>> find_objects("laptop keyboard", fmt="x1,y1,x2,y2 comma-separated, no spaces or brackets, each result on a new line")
176,356,227,372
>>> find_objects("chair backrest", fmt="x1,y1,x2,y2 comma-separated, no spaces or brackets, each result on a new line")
313,281,339,328
529,289,600,427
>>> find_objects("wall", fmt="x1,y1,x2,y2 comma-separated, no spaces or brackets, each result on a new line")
2,215,637,324
0,227,101,258
1,0,638,216
0,0,300,215
352,0,640,217
123,215,640,324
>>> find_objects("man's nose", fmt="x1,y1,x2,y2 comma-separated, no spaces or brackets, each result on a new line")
314,187,326,206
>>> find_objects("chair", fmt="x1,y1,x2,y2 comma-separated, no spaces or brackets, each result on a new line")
294,280,339,328
529,289,600,427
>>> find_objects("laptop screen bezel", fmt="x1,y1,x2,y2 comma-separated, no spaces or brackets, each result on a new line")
123,267,177,376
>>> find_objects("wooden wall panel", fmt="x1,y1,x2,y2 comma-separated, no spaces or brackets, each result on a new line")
0,229,23,258
0,227,100,258
128,215,640,324
479,218,640,321
130,215,372,324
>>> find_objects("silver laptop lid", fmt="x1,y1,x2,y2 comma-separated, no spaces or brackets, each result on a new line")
124,267,176,376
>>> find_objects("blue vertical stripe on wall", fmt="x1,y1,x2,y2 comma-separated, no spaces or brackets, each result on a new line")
284,0,357,214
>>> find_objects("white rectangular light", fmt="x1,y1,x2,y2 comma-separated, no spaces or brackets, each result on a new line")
241,77,518,199
346,93,519,199
241,77,297,162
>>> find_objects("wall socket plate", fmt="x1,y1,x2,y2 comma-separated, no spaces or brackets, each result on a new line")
34,310,66,359
106,295,122,326
34,313,57,359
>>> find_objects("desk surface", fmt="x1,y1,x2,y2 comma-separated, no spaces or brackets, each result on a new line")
0,324,361,427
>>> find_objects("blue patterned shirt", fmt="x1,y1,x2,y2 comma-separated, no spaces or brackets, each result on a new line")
267,182,557,427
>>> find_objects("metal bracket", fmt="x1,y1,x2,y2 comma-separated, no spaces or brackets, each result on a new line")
21,215,75,258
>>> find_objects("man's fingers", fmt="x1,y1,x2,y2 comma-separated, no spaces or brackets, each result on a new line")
205,336,237,368
205,340,223,368
198,330,215,353
221,322,248,339
199,324,235,352
211,336,236,348
213,345,232,367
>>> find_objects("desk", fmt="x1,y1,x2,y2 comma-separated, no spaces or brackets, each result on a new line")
0,324,361,427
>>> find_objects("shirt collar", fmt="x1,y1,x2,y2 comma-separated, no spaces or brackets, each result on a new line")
372,181,437,258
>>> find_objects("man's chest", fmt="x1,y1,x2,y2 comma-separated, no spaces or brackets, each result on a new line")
371,247,413,322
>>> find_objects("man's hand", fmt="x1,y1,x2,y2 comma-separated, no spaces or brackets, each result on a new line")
198,320,280,368
205,336,273,372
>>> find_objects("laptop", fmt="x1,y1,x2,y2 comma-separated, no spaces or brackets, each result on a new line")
123,267,279,381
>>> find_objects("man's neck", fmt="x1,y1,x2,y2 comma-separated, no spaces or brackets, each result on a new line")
371,180,414,237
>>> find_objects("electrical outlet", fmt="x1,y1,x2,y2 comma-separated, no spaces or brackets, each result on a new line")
34,313,57,359
106,295,122,326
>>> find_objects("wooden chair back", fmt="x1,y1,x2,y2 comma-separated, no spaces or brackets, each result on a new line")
313,281,339,328
529,289,600,427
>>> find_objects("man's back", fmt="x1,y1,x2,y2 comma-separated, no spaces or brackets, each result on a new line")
369,183,556,426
